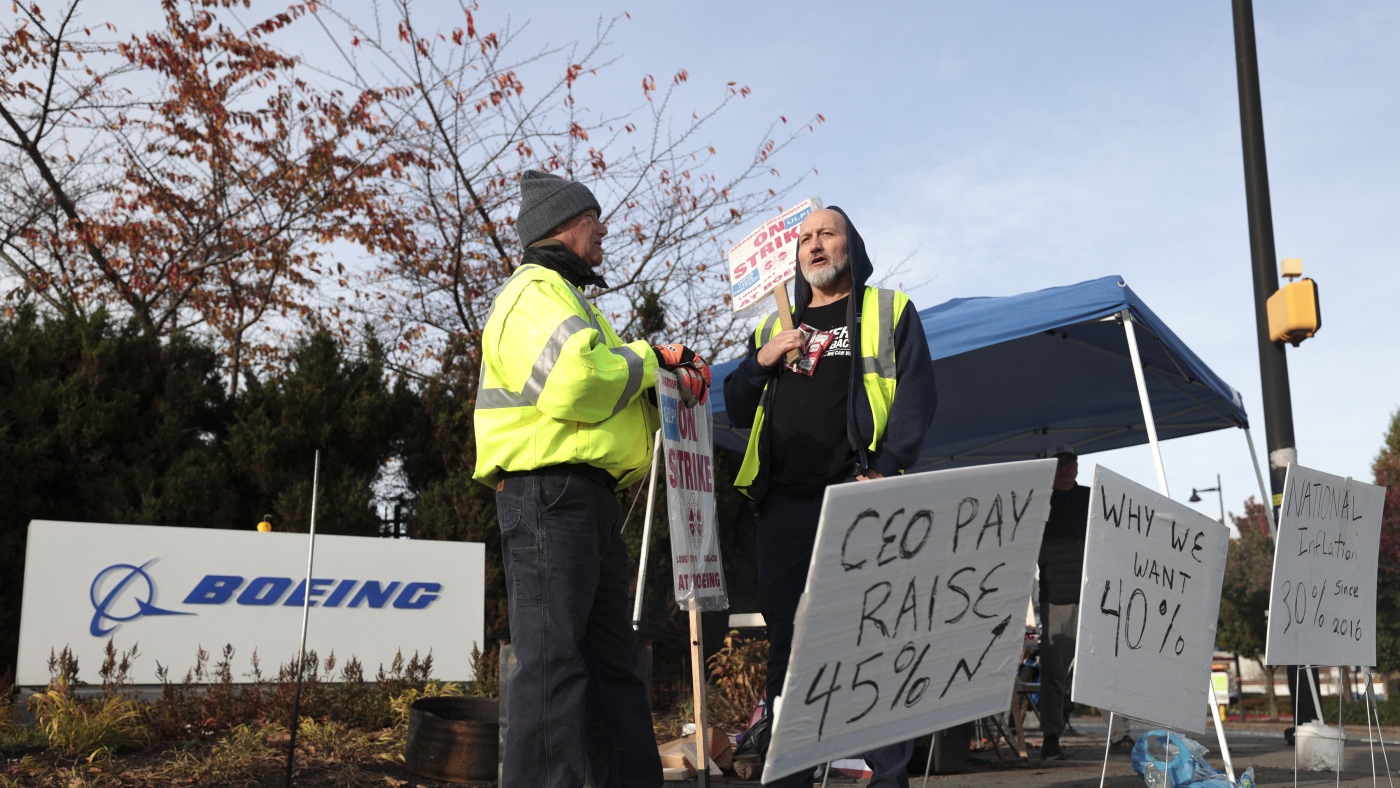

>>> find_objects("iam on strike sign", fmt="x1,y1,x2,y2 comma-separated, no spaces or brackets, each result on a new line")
726,198,822,314
656,370,727,611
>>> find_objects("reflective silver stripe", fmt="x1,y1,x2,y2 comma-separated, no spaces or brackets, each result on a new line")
476,314,592,409
564,282,602,332
505,265,534,285
756,312,781,344
861,288,898,379
476,386,529,409
522,314,592,401
607,345,645,416
480,264,538,330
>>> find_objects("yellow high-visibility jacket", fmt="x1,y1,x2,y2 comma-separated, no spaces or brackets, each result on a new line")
473,261,659,490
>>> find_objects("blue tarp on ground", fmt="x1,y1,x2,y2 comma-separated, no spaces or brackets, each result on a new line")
709,275,1249,471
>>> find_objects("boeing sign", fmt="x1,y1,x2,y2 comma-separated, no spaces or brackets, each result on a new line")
18,521,484,687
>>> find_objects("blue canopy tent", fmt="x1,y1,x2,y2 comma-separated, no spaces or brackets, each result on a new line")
710,275,1271,510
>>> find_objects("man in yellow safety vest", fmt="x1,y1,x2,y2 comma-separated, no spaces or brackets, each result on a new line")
723,206,937,787
474,170,709,787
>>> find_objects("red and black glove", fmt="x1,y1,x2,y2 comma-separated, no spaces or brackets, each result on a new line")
653,343,698,368
674,363,711,406
653,344,711,406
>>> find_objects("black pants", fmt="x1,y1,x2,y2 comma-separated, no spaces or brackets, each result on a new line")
758,490,915,788
497,469,662,787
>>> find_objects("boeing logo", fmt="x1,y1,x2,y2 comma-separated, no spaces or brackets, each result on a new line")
90,559,192,637
88,560,444,637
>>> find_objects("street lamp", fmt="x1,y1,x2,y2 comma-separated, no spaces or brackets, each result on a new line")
1189,474,1225,524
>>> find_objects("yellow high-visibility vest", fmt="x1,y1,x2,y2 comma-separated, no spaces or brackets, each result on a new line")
734,286,908,497
473,264,659,489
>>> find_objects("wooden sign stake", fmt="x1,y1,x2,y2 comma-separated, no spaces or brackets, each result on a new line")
689,597,711,787
772,283,801,364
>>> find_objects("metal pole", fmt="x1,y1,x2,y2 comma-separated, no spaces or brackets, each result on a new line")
1232,0,1296,503
1365,672,1396,787
285,450,322,788
921,736,935,787
1207,683,1236,783
632,430,663,631
1233,0,1319,727
1216,473,1225,524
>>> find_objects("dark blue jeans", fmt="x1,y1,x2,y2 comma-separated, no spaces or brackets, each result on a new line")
497,469,662,788
759,490,915,788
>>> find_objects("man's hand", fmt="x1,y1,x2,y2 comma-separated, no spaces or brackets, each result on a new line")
756,329,806,368
855,469,884,482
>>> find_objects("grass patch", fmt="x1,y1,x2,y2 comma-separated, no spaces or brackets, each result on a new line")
30,679,153,757
156,723,285,786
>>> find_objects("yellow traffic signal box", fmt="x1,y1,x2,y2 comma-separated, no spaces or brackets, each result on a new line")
1267,278,1321,346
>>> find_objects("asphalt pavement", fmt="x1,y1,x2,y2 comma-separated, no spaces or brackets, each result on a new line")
712,717,1400,787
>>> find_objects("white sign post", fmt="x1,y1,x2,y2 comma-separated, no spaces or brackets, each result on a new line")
764,459,1056,784
17,520,485,686
1073,467,1229,734
657,370,728,784
1264,463,1384,667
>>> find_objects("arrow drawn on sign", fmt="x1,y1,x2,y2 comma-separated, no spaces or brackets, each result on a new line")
939,614,1012,699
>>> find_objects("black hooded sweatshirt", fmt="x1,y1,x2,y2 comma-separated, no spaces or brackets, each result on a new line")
722,206,938,503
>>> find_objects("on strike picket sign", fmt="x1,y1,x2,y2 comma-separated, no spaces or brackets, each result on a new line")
657,370,727,611
763,459,1055,783
1264,463,1384,667
726,198,822,314
1073,467,1228,733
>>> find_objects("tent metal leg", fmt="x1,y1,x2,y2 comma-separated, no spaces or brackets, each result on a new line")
1123,312,1235,782
1243,426,1279,539
1121,313,1169,497
1207,683,1236,782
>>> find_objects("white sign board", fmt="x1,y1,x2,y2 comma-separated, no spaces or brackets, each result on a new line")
764,460,1055,783
726,198,822,314
17,520,485,686
1073,467,1229,733
1264,464,1384,667
657,371,727,611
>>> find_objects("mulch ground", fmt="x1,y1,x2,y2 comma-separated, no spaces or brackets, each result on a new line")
2,745,489,787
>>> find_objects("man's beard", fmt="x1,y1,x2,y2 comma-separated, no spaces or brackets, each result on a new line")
803,253,849,289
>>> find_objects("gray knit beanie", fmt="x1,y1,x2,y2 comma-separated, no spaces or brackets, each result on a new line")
516,170,603,248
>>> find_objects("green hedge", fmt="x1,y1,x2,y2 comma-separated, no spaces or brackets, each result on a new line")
1238,692,1400,726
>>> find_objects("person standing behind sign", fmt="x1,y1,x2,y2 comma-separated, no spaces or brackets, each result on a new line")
723,207,936,787
1035,443,1131,759
473,170,710,788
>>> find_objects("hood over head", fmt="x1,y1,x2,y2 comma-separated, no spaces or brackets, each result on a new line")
792,205,872,325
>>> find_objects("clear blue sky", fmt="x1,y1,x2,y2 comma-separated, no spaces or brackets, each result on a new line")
125,0,1400,524
479,0,1399,525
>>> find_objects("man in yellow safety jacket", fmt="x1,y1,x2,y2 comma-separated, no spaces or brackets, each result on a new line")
474,171,709,787
723,206,937,788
